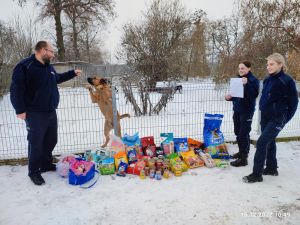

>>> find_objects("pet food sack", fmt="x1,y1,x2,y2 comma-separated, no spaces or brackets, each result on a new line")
99,158,115,175
173,138,189,154
180,150,204,168
116,161,128,177
160,133,174,155
168,153,188,172
203,113,229,159
141,136,156,158
122,133,141,164
69,158,96,185
56,155,76,177
187,138,203,150
114,151,128,169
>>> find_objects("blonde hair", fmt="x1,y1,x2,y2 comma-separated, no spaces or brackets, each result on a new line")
266,53,286,70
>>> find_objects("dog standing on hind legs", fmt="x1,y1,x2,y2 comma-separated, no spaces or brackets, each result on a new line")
86,76,130,147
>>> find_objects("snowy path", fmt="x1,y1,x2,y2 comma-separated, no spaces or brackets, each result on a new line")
0,142,300,225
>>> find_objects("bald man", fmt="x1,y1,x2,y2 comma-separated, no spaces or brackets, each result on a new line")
10,41,82,185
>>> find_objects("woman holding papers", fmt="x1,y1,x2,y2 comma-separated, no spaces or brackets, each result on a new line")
225,61,259,167
243,53,298,183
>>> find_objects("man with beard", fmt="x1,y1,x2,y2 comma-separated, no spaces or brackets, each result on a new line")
10,41,82,185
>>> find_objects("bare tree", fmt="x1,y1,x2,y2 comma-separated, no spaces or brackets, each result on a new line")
0,14,40,95
119,0,191,116
15,0,66,61
63,0,115,60
16,0,115,62
38,0,66,61
187,10,210,79
206,16,241,82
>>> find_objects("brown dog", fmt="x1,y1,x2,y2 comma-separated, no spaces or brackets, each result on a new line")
87,76,130,147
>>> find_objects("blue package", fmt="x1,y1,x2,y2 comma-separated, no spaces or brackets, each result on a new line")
174,137,189,153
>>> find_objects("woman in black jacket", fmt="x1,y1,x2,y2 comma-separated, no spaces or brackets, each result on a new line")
243,53,299,183
225,61,259,167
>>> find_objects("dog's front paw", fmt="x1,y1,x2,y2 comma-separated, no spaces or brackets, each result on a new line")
85,84,93,91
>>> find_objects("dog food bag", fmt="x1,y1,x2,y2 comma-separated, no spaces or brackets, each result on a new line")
168,153,188,172
114,151,128,169
173,138,189,154
180,150,204,168
116,161,128,177
203,113,229,159
141,136,156,158
160,133,174,155
187,138,204,150
109,134,125,153
126,149,138,164
99,158,115,175
122,133,141,164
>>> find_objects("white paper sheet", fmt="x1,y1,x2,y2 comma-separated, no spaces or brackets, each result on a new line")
229,78,244,98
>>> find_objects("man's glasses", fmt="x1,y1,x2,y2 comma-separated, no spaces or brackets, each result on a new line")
45,48,55,54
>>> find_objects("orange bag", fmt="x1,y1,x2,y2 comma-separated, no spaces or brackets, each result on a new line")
188,138,203,150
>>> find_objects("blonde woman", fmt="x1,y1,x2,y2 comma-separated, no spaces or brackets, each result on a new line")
243,53,299,183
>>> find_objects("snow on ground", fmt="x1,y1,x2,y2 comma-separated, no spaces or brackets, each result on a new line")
0,141,300,225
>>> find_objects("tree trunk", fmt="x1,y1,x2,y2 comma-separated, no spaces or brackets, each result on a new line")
53,3,65,61
71,6,80,60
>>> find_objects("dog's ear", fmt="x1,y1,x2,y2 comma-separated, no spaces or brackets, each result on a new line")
100,78,108,85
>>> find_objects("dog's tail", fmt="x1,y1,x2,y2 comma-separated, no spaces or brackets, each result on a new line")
119,113,130,119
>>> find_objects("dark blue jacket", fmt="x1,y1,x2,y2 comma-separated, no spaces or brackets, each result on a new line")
259,70,298,122
232,72,260,114
10,54,76,114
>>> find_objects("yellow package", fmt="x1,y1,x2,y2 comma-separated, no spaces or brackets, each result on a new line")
181,150,204,168
170,155,188,172
114,151,128,169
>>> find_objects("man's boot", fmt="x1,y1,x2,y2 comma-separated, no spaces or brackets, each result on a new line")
231,152,241,159
230,153,248,167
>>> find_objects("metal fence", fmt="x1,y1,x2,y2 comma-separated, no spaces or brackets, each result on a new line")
0,64,299,160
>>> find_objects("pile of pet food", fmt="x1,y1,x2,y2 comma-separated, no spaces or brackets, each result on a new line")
57,113,231,183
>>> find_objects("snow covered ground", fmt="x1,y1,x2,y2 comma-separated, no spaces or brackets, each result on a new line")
0,141,300,225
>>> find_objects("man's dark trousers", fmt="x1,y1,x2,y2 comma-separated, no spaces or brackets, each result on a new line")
253,113,286,175
25,111,57,176
233,111,253,158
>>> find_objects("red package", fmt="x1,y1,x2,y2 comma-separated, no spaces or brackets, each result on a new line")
126,160,146,175
141,136,156,158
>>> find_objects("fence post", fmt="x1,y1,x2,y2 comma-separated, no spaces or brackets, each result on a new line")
112,80,119,136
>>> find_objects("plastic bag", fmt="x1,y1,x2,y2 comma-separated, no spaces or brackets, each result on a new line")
109,134,125,153
56,155,76,177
